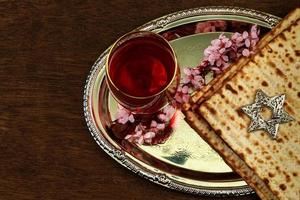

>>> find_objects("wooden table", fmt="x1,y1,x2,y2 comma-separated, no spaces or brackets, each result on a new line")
1,1,299,199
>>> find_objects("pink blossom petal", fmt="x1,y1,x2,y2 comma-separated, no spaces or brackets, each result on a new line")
250,25,259,38
163,106,176,120
128,115,134,123
219,48,226,54
124,134,132,140
163,106,172,114
245,39,250,48
144,138,152,144
156,123,165,130
134,125,140,132
192,81,203,89
192,69,200,75
182,86,189,93
158,113,166,121
182,76,190,84
211,67,221,73
242,49,250,57
183,68,191,75
220,37,229,43
211,39,221,46
192,76,204,88
182,94,190,103
251,31,258,39
116,110,125,119
231,33,239,40
127,137,134,143
137,137,144,145
204,48,211,57
225,40,232,48
208,54,216,65
242,31,249,39
150,120,157,128
177,86,183,92
174,94,183,103
118,115,128,124
116,105,135,124
134,130,143,137
216,59,222,67
194,75,204,82
144,131,156,139
236,42,244,48
222,55,229,62
237,36,243,43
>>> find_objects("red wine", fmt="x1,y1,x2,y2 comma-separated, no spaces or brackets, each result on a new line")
109,36,176,97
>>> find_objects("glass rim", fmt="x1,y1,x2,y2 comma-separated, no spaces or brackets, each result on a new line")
105,30,178,100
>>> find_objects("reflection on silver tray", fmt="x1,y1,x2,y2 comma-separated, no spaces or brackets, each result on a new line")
83,6,280,196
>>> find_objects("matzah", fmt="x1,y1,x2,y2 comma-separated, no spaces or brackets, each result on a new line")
185,8,300,200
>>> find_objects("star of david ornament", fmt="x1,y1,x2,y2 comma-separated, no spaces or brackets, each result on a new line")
241,89,294,139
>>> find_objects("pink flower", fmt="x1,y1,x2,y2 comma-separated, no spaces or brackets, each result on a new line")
230,25,260,58
210,66,222,74
195,21,216,33
231,32,245,48
163,105,176,120
124,122,159,145
174,85,189,103
124,106,177,145
196,60,210,72
150,120,165,130
242,31,251,48
116,104,134,124
182,68,205,89
250,25,260,46
195,20,227,33
158,105,176,122
125,124,149,145
242,49,250,57
143,131,156,144
203,34,232,68
124,125,142,142
250,25,259,38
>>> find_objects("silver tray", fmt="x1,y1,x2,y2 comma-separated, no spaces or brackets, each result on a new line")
83,6,280,197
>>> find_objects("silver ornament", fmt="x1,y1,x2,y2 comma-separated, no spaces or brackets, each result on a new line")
241,89,294,139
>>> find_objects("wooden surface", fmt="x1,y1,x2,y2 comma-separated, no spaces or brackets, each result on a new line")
0,1,299,199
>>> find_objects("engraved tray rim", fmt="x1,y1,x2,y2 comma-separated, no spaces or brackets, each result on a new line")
83,6,281,197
